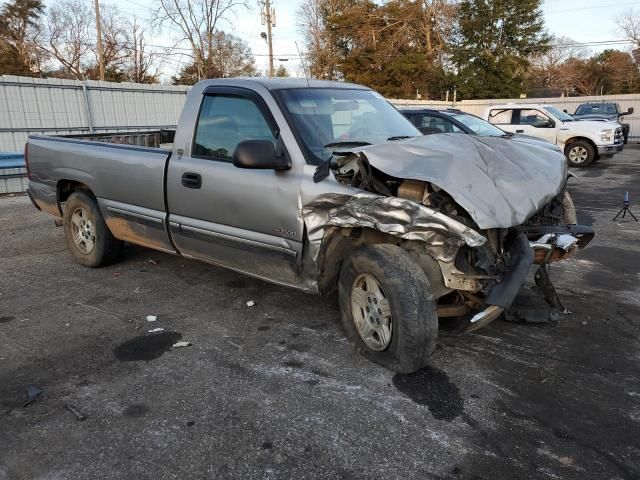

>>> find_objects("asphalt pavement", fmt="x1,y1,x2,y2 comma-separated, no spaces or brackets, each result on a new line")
1,149,639,479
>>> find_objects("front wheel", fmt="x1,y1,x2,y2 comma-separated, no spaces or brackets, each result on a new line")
338,244,438,373
565,140,595,167
63,191,123,267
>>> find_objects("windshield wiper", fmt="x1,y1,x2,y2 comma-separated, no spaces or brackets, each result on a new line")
387,135,414,141
323,141,371,148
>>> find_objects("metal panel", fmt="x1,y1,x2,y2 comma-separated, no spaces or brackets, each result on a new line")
0,76,190,152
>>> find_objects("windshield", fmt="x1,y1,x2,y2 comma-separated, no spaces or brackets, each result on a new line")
543,106,574,122
575,103,617,115
275,88,420,163
446,112,506,137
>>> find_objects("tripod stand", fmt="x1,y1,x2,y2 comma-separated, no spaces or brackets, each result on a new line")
613,191,638,221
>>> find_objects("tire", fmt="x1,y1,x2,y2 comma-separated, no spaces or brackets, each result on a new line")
338,244,438,373
565,140,595,167
561,191,577,224
63,191,123,267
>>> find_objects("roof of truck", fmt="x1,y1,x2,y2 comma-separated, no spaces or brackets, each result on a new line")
196,77,370,91
486,103,556,110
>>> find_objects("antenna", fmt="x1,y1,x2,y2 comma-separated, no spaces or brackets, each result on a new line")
295,41,310,88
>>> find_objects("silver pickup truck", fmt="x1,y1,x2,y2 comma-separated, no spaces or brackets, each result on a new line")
26,78,593,373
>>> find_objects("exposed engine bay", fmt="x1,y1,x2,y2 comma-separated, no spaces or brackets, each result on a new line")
304,138,594,332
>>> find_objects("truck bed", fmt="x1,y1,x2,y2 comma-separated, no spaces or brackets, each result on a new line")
59,129,176,149
27,134,172,218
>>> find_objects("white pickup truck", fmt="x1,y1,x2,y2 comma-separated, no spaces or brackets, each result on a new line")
483,104,623,167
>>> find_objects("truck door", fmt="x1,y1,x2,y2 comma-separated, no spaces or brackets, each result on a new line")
166,87,304,287
487,108,517,134
511,109,557,144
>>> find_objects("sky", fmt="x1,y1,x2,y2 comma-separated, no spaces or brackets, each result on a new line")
92,0,640,80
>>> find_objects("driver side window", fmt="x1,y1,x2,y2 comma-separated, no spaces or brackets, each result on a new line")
414,114,462,134
515,109,552,128
193,94,277,161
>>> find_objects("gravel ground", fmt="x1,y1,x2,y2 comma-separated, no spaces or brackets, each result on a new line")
1,149,639,480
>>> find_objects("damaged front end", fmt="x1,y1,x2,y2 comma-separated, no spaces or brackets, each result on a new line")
304,134,594,332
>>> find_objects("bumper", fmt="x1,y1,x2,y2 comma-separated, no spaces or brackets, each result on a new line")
463,224,594,333
465,233,533,332
27,180,62,217
597,144,623,156
26,189,41,210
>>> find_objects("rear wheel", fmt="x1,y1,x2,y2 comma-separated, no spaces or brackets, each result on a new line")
338,244,438,373
63,191,123,267
565,140,595,167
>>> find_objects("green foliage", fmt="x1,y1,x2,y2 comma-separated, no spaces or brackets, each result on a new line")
0,0,45,76
275,64,289,77
320,0,452,99
451,0,550,99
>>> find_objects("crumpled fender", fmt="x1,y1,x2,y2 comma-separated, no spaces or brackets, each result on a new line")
300,192,487,291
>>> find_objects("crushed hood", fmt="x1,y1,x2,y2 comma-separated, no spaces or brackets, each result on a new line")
348,134,567,229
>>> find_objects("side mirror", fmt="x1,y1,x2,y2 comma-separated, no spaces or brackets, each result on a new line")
547,119,556,128
563,109,567,113
624,107,634,115
232,140,291,170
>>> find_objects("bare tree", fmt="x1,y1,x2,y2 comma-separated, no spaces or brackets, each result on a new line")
529,36,591,90
122,19,160,83
45,0,94,78
172,30,256,84
155,0,247,81
617,8,640,49
297,0,336,79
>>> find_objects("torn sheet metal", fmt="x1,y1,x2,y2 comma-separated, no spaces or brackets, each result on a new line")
347,134,568,229
301,192,488,289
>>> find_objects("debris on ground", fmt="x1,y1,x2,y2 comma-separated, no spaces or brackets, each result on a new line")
146,315,157,322
246,301,256,307
147,258,158,265
112,272,121,278
172,341,192,348
148,328,165,333
64,404,87,421
23,386,42,407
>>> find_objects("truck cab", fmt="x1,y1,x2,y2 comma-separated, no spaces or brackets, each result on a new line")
483,104,623,167
572,102,633,144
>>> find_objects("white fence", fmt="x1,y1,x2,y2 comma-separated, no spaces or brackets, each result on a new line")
389,94,640,142
1,75,639,153
0,75,189,152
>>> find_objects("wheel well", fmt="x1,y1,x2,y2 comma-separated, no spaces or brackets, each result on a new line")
57,180,93,204
563,136,596,152
563,137,598,160
316,227,401,294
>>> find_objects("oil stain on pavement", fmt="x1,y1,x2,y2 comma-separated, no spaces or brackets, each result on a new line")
113,332,182,361
392,366,464,421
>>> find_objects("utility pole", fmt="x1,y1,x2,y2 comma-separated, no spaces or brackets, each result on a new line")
94,0,105,80
261,0,276,76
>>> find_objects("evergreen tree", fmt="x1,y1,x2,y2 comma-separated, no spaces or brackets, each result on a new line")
452,0,550,99
0,0,45,76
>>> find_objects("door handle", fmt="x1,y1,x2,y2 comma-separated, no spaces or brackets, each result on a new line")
516,129,524,133
182,172,202,189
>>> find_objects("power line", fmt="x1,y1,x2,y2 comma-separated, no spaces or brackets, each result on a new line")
545,1,639,15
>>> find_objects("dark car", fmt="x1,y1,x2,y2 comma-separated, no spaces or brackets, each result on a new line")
571,102,633,144
399,108,559,151
400,108,504,136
